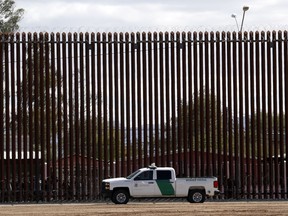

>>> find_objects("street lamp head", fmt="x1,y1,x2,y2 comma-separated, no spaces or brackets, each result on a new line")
243,6,249,12
231,14,236,18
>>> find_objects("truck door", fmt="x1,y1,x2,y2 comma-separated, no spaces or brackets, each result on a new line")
132,170,155,197
155,170,176,196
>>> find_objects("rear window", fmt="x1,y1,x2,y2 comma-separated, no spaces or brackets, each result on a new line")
157,170,172,180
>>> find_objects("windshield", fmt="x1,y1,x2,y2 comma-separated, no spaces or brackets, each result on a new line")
126,169,141,179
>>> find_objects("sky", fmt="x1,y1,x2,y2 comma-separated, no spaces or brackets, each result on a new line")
16,0,288,33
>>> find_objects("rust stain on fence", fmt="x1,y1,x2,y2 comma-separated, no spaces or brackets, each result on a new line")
0,31,287,202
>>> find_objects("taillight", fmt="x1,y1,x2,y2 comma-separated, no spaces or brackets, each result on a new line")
213,180,218,188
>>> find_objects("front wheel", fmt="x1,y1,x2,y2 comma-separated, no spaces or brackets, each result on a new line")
187,189,205,203
112,190,129,204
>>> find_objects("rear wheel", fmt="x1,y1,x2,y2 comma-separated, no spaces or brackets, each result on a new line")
187,189,205,203
112,189,129,204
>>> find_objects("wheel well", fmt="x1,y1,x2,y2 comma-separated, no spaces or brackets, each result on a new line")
188,187,205,194
113,187,130,196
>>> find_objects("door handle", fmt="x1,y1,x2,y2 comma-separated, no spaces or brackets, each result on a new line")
148,182,154,184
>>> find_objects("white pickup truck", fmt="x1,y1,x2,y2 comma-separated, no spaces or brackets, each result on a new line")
101,164,220,204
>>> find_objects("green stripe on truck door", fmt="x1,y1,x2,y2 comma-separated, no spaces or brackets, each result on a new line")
156,180,175,195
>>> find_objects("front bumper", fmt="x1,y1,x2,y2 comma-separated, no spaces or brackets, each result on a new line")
101,189,112,198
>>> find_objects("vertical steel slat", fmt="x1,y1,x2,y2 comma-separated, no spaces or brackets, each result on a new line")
232,32,239,198
136,32,142,168
47,33,54,201
141,32,149,166
28,33,33,200
119,33,125,176
73,33,80,200
210,32,216,177
221,32,227,195
140,33,146,168
159,32,165,167
10,34,15,201
45,33,51,201
28,34,38,200
244,32,250,198
266,31,273,198
204,32,210,177
170,32,176,170
69,33,78,199
62,33,68,200
114,33,120,175
16,33,22,202
80,33,85,199
216,32,223,188
85,32,91,199
41,32,46,201
50,33,56,201
284,30,288,199
90,32,97,198
182,32,188,176
22,33,28,201
272,31,279,198
199,32,205,177
0,34,4,202
79,33,85,200
226,32,233,194
131,33,136,171
153,32,159,166
165,32,171,167
24,33,34,200
57,33,64,200
33,33,40,202
238,32,244,198
103,32,108,179
193,32,199,177
5,34,10,202
260,31,268,199
277,31,285,198
176,32,182,175
75,33,82,200
96,32,103,186
125,33,131,173
147,32,153,165
10,34,16,202
187,32,193,176
68,33,74,199
250,33,256,198
255,31,262,198
108,33,114,177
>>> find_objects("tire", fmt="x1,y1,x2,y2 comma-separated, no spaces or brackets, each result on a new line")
187,189,205,203
111,189,129,204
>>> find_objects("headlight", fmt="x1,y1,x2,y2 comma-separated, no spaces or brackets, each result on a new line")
105,182,110,190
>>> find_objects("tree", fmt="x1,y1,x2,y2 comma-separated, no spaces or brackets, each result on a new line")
0,0,24,33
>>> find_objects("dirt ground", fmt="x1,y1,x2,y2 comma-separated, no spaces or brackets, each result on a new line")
0,201,288,216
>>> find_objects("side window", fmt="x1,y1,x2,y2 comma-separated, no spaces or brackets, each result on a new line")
134,171,153,180
157,170,172,180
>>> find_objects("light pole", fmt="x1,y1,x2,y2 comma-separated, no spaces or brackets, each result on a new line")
231,6,249,32
240,6,249,32
231,14,239,32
